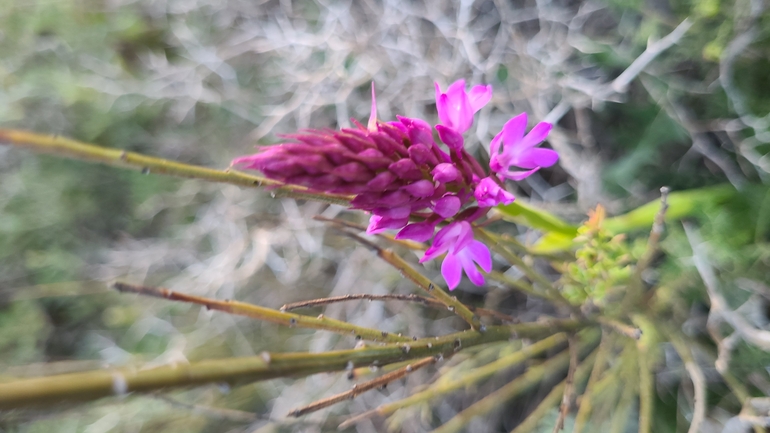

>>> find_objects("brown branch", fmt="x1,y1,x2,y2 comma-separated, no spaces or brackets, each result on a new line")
113,282,412,344
280,293,517,323
312,215,426,251
287,356,436,417
552,334,579,433
338,231,483,330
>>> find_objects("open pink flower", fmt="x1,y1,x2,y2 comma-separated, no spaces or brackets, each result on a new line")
489,113,558,181
474,176,516,207
435,80,492,134
419,221,492,290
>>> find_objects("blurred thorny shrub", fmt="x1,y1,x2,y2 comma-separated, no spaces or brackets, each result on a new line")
1,0,770,432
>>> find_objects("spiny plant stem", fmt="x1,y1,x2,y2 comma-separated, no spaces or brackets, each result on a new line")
510,350,598,433
572,333,611,433
287,356,437,417
280,293,515,323
339,332,570,429
431,330,601,433
0,320,586,409
0,128,351,206
474,228,575,311
114,282,412,343
313,215,427,251
341,231,482,330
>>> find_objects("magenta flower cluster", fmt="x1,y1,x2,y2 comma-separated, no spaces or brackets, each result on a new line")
233,80,557,290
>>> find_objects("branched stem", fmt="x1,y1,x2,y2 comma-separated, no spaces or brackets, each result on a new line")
113,282,411,343
0,129,351,206
339,332,571,429
281,293,515,323
0,320,585,409
288,356,437,417
432,330,601,433
340,231,482,330
511,350,598,433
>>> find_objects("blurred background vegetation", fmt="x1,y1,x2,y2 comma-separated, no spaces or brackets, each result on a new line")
1,0,769,432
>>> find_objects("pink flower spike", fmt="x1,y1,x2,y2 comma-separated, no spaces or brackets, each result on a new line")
433,195,461,218
367,82,378,132
432,163,461,183
441,240,492,290
474,177,516,207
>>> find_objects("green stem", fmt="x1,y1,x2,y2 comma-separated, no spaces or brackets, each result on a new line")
0,128,351,206
343,232,482,330
474,228,575,311
431,329,601,433
0,320,586,409
375,333,568,416
114,282,412,344
510,350,597,433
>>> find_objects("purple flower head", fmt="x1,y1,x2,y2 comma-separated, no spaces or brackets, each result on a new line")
435,80,493,134
474,176,516,207
489,113,558,181
418,221,491,290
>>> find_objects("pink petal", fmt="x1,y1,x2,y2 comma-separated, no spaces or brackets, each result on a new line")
517,122,552,150
366,214,408,234
433,195,461,218
446,79,467,98
513,148,559,169
441,253,463,290
373,206,411,219
436,93,452,129
404,179,435,198
468,85,492,112
501,113,528,151
466,240,492,272
432,163,461,183
501,167,540,181
366,171,397,190
408,143,437,165
379,189,412,207
460,251,485,286
388,159,423,180
454,94,473,133
489,131,504,156
450,221,474,253
395,222,435,242
367,82,377,132
331,162,372,182
436,125,464,150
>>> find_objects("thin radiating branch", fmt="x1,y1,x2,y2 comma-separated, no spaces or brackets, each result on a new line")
637,341,654,433
432,332,600,433
113,282,412,344
621,187,669,313
474,227,576,312
339,231,482,330
0,129,351,206
552,334,580,433
312,215,426,251
511,350,598,433
280,293,516,323
596,317,642,340
0,320,585,409
287,356,436,417
339,332,573,430
572,333,611,433
669,333,706,433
